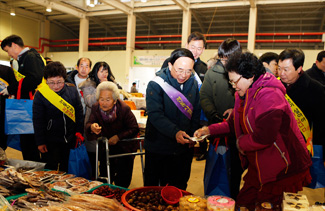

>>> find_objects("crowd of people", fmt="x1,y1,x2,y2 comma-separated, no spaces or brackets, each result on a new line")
1,32,325,210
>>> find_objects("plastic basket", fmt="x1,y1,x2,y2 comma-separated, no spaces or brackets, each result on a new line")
161,185,183,205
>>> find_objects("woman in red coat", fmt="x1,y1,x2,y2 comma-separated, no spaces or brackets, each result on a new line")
195,52,311,210
86,81,139,188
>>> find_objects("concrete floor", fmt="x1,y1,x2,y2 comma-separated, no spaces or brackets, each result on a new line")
5,147,324,205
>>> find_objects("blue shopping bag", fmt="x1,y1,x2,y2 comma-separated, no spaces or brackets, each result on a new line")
5,98,34,134
204,138,231,196
68,133,92,179
308,145,325,189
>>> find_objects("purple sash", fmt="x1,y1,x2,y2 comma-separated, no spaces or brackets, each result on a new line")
152,76,193,119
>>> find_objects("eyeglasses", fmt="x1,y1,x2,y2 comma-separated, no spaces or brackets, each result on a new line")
173,65,193,75
47,81,64,86
229,76,242,86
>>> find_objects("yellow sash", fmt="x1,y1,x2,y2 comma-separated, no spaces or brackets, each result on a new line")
0,78,9,86
285,94,313,156
38,79,76,122
13,54,47,82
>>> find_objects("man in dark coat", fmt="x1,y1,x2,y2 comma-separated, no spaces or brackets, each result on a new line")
145,48,201,190
0,64,18,150
279,49,325,158
1,35,45,161
305,50,325,85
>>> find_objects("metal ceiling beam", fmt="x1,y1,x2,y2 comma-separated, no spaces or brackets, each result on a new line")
172,0,189,10
136,13,159,35
319,13,325,31
25,0,86,19
51,20,79,37
191,10,206,33
90,17,118,37
101,0,132,15
250,0,256,8
0,2,45,21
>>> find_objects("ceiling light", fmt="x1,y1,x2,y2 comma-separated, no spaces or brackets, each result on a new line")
141,0,147,2
46,5,52,12
10,8,15,16
86,0,98,7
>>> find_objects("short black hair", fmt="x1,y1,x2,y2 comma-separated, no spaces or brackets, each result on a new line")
44,61,67,80
1,35,24,50
226,52,266,83
218,38,242,58
76,57,92,69
169,48,195,65
279,48,305,70
316,51,325,62
259,52,279,64
132,82,136,85
88,61,114,86
187,32,206,46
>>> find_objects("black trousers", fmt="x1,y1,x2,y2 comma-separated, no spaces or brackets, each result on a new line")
20,134,41,162
41,141,70,172
144,148,194,190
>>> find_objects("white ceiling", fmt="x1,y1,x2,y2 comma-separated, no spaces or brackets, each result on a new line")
1,0,324,51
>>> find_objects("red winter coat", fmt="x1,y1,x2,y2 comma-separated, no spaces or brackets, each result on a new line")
208,73,312,186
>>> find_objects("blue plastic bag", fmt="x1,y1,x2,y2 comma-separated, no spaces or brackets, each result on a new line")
68,135,92,179
5,98,34,134
308,145,325,189
204,138,231,196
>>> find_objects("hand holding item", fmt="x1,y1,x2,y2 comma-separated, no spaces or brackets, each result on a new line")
175,130,191,145
0,88,9,96
223,108,233,121
194,126,210,138
91,123,102,135
108,135,119,145
38,144,48,153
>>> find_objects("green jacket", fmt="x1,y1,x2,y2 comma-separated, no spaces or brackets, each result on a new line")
200,60,234,124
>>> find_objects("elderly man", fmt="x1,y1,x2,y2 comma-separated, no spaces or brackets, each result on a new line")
144,48,201,190
305,50,325,85
278,48,325,158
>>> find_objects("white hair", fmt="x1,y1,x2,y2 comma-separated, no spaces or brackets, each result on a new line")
96,81,120,101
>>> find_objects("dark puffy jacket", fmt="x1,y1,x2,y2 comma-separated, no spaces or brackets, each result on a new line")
162,57,207,82
200,60,234,124
285,72,325,158
16,48,44,99
33,84,84,147
305,63,325,86
66,70,78,85
145,67,201,155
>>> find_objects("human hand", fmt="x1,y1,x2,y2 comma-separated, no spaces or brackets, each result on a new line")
91,123,102,135
0,88,9,96
175,131,191,145
38,144,48,153
108,135,119,145
194,126,210,138
223,109,233,121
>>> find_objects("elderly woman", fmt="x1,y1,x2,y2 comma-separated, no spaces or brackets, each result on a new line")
86,81,139,188
194,52,312,210
33,62,84,172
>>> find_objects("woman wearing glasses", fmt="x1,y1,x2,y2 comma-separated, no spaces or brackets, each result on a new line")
33,62,84,172
194,52,311,210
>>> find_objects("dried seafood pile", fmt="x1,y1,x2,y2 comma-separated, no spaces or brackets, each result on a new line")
34,194,127,211
9,188,66,210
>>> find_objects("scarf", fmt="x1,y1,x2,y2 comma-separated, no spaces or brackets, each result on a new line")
100,104,117,123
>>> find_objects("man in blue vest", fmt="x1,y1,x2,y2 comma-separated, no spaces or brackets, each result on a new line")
144,48,201,190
